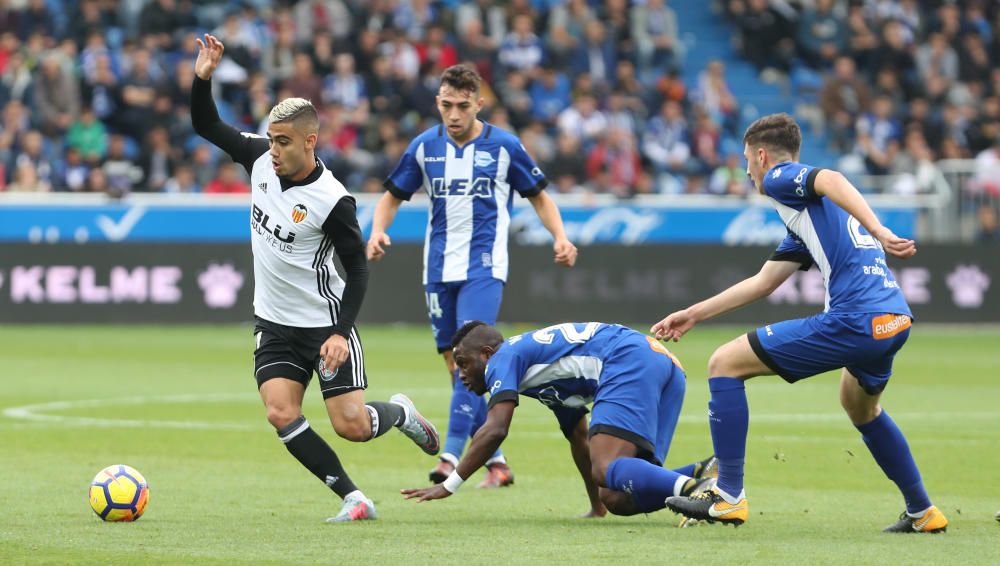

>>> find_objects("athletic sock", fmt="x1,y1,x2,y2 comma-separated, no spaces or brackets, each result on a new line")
605,457,689,513
672,463,697,477
365,401,405,439
856,410,932,514
277,416,358,499
443,369,478,458
708,377,749,500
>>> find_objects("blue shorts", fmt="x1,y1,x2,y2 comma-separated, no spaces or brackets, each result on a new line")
749,312,912,395
424,278,504,352
589,333,686,466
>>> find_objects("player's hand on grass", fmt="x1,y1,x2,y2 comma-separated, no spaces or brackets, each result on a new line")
320,334,349,375
400,484,451,502
579,506,607,518
194,34,224,80
873,227,916,259
553,238,577,267
651,309,696,342
366,232,391,262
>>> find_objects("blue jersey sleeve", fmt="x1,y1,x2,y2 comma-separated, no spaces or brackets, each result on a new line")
505,141,548,197
485,342,530,409
762,162,823,209
383,138,424,201
770,230,814,270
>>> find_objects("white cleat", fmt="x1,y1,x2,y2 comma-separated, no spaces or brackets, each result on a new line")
390,393,441,456
326,493,377,523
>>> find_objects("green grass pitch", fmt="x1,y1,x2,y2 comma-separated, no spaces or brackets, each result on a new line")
1,324,998,565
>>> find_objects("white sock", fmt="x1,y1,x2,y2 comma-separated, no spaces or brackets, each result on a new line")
716,487,745,505
673,475,693,496
485,454,507,466
440,453,459,467
907,506,932,519
344,490,364,502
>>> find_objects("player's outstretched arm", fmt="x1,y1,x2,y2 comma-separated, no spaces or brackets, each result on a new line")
527,192,577,267
194,34,224,81
651,260,801,341
190,34,268,171
401,401,515,502
813,169,916,259
366,192,404,261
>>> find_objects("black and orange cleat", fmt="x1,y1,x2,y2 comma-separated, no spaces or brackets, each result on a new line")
883,506,948,533
666,488,748,527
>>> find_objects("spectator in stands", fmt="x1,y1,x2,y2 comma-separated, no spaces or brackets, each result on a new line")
293,0,351,46
958,32,991,86
55,146,90,192
557,92,607,152
496,68,533,130
14,129,53,189
916,32,959,87
456,16,497,83
693,60,738,135
85,167,110,194
889,129,941,195
547,0,594,68
856,95,902,175
796,0,847,69
870,20,917,97
734,0,794,76
642,99,691,188
322,53,370,127
282,53,323,108
262,19,295,86
571,20,617,95
138,126,178,193
416,23,459,72
544,132,589,195
971,136,1000,198
708,146,749,196
65,107,107,163
975,203,999,243
163,164,199,194
7,160,48,192
120,48,164,141
586,127,647,198
820,56,871,154
102,135,144,197
497,13,543,77
690,110,722,175
529,66,571,128
631,0,679,75
17,0,55,41
203,161,249,194
32,51,79,136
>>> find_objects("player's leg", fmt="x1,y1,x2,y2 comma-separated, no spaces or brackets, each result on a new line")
840,367,946,533
590,337,703,516
254,320,365,516
320,327,439,453
456,277,511,487
424,282,469,480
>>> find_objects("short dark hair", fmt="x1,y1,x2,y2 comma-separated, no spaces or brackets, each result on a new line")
440,64,482,94
451,320,504,351
742,113,801,157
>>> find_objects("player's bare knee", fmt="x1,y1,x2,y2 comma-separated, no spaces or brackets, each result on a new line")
707,347,732,377
265,406,298,430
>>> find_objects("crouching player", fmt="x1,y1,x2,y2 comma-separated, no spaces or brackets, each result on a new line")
401,321,715,517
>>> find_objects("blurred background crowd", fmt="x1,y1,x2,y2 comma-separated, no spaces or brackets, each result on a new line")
0,0,997,240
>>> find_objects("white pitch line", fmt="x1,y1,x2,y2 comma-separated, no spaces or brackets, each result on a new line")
1,393,262,431
2,394,999,432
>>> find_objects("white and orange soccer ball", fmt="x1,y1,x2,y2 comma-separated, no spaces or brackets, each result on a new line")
89,465,149,522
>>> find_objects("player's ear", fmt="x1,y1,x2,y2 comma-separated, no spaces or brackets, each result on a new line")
304,132,317,151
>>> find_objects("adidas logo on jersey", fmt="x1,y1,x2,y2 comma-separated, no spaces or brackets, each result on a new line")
258,182,267,193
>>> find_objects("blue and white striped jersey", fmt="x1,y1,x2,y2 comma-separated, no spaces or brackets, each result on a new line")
384,121,547,284
485,323,635,410
763,162,911,316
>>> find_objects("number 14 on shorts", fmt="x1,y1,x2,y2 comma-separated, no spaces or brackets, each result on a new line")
425,292,444,318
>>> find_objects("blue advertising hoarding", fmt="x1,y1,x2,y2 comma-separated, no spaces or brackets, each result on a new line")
0,199,917,245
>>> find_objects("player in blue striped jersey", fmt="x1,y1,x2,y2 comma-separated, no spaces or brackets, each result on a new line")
655,113,947,533
401,321,716,517
368,64,577,487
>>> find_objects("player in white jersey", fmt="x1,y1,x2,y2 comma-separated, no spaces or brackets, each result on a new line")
654,113,947,533
367,64,578,487
191,34,440,523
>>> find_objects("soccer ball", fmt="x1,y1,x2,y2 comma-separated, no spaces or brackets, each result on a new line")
89,465,149,522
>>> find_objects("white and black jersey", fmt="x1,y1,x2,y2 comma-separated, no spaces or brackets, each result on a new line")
191,76,368,336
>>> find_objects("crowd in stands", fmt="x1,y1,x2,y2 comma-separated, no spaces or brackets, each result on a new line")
0,0,998,227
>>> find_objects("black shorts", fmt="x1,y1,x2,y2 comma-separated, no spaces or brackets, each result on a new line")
253,317,367,399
